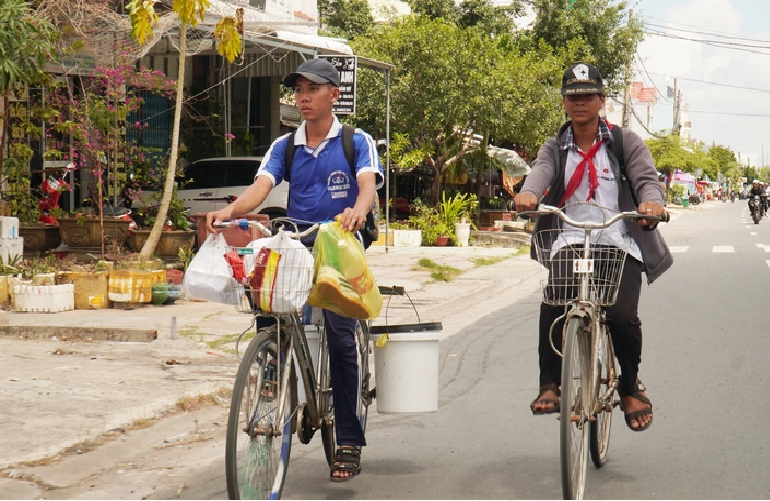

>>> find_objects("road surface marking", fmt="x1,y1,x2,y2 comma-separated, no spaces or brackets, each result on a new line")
669,246,689,253
766,260,770,268
713,246,734,253
751,232,758,236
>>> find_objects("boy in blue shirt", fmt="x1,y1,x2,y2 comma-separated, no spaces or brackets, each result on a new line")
207,58,383,482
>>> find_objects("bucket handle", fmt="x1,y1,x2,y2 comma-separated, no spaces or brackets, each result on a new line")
376,285,421,348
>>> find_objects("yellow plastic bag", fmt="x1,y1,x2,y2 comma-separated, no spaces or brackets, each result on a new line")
308,221,383,319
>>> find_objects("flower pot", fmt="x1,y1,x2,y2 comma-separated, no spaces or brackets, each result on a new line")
56,270,111,310
393,229,422,247
433,235,450,247
20,224,62,253
166,268,184,285
454,222,471,247
164,284,183,305
58,217,131,252
151,281,169,305
128,229,196,259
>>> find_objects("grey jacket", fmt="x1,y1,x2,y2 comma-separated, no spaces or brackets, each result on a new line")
521,124,673,284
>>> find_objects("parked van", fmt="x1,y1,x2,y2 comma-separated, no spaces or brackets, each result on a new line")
140,157,289,218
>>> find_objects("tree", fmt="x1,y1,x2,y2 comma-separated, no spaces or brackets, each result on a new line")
351,16,563,203
526,0,643,93
128,0,241,259
0,0,56,184
320,0,374,39
645,135,716,188
406,0,459,21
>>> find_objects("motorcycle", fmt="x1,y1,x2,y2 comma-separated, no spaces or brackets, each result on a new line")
731,193,736,203
751,195,762,224
689,194,701,206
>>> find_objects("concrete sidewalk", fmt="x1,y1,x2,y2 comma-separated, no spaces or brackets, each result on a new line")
0,242,543,472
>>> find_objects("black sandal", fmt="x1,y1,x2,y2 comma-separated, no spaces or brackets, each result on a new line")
530,383,561,415
619,380,653,432
330,447,361,482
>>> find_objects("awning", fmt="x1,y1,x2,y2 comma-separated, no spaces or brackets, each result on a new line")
487,146,531,177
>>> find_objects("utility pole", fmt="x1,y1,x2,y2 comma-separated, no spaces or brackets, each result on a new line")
622,11,633,128
672,78,680,135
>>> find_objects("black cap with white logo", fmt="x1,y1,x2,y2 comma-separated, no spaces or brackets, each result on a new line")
561,62,603,95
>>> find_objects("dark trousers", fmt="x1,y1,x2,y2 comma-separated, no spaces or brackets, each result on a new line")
256,311,366,447
323,309,366,447
539,254,644,397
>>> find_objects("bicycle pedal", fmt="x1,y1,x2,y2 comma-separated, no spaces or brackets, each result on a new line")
612,399,621,408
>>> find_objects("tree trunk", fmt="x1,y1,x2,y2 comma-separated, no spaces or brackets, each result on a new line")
139,23,187,260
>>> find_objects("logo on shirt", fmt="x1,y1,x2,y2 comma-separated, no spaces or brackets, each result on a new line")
327,170,351,199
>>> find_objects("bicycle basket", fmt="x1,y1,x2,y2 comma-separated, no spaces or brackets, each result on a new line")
533,229,630,307
226,244,315,314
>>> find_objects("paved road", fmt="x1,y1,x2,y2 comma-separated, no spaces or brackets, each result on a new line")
6,202,770,499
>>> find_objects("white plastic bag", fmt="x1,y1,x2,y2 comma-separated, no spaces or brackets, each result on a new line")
183,233,235,304
242,231,314,313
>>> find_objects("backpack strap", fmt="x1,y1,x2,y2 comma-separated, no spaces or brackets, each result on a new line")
608,125,639,207
341,124,356,175
284,131,297,182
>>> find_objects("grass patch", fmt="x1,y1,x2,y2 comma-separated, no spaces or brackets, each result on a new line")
471,255,508,267
516,244,530,255
415,258,462,282
206,330,255,350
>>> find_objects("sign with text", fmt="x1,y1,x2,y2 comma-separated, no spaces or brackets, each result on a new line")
319,55,356,115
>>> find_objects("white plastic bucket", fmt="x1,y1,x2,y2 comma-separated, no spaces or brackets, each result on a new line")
370,322,443,414
455,222,471,247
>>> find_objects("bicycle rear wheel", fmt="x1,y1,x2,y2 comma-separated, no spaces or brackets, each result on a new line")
226,328,297,500
320,320,372,467
590,323,615,468
560,316,591,500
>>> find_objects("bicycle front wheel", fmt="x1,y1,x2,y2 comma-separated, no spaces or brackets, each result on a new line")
560,316,591,500
590,323,615,468
226,328,297,500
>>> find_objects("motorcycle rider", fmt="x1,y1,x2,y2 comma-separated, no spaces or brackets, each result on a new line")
748,180,765,216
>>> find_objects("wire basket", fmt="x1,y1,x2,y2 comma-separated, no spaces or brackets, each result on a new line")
225,245,315,315
533,229,630,307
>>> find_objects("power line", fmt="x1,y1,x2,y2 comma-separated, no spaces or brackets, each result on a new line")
646,72,770,94
645,22,770,44
644,29,770,57
688,110,770,118
634,55,673,105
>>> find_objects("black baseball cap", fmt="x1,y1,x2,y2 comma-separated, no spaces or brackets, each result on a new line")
283,58,341,88
561,62,603,96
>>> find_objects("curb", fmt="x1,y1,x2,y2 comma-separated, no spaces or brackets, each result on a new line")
0,326,158,343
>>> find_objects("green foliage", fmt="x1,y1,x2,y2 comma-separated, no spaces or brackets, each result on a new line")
178,246,195,271
409,198,449,245
526,0,644,93
351,16,563,202
645,134,716,182
668,183,684,203
320,0,375,39
135,186,191,231
0,0,57,95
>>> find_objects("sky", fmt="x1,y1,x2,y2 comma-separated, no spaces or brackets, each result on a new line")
633,0,769,167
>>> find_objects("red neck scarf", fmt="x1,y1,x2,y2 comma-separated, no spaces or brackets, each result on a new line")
559,139,605,207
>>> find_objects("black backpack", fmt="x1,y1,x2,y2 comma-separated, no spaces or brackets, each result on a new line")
283,124,379,248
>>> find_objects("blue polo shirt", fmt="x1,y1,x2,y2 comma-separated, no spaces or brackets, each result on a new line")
257,116,384,223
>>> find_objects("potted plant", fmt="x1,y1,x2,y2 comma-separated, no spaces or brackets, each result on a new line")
56,258,113,310
438,192,478,247
128,187,195,259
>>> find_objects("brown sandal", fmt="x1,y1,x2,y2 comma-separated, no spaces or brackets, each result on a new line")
619,380,653,432
530,383,560,415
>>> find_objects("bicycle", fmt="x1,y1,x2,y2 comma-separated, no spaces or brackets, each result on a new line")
520,202,668,500
215,218,381,499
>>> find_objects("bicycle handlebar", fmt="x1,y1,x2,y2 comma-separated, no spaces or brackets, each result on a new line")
213,219,320,239
518,204,670,230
